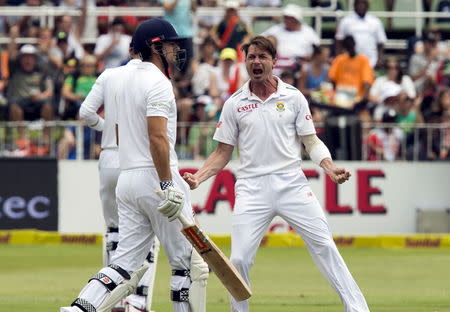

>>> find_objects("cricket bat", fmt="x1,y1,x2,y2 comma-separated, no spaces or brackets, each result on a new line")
177,214,252,302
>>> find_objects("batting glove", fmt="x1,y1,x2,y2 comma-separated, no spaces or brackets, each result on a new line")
156,186,184,222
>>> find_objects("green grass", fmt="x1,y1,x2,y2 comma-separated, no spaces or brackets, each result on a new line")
1,245,450,312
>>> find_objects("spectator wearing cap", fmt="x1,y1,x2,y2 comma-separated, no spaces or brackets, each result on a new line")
6,44,53,141
372,80,402,122
213,0,251,52
215,47,248,104
409,32,440,96
94,17,132,70
262,4,320,75
335,0,387,68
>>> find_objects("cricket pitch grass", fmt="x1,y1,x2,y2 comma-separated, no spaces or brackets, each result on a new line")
1,244,449,312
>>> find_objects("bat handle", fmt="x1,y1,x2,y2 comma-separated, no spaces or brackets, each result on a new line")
177,213,193,228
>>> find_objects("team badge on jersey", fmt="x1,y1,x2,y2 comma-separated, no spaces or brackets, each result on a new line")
276,102,285,112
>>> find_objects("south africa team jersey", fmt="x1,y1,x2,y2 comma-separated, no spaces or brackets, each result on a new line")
213,77,315,178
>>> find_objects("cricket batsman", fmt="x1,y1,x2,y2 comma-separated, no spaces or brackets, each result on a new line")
184,36,370,312
61,18,208,312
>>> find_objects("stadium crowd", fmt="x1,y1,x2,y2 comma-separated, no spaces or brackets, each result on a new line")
0,0,449,161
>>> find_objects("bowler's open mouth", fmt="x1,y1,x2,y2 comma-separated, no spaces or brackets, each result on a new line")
253,68,263,75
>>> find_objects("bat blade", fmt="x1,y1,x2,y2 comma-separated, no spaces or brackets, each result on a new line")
182,225,252,301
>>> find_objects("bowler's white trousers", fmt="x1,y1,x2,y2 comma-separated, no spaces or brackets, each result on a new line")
230,171,370,312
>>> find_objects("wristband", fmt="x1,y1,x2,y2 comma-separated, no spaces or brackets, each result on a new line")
160,180,174,190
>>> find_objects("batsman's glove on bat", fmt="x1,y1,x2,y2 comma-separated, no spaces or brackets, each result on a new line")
156,185,184,222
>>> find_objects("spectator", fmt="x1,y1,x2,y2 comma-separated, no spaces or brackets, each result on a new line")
17,0,42,37
213,0,251,51
94,17,132,70
369,58,416,104
188,95,217,160
328,35,374,110
366,108,403,161
436,88,450,160
61,54,98,120
263,4,320,75
192,37,220,98
298,45,330,98
50,31,79,74
36,28,60,76
0,0,19,36
215,47,248,105
409,32,440,113
197,0,221,40
59,0,98,40
336,0,387,68
436,57,450,88
396,93,423,159
372,80,402,122
414,26,449,61
7,45,53,142
425,88,450,160
54,14,85,60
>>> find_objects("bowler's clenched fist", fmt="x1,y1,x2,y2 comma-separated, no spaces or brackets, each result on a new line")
183,172,199,190
327,167,351,184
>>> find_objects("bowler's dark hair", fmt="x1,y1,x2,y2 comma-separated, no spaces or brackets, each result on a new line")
241,36,277,59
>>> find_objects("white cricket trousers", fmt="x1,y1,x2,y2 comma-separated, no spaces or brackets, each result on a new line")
230,171,370,312
98,149,120,228
114,167,194,312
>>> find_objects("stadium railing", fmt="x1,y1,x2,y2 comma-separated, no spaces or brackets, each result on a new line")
0,120,448,161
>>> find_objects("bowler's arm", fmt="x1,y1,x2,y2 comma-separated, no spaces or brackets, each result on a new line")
300,134,350,184
184,142,234,190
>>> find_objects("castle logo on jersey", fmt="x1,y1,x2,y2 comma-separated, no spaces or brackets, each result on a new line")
237,103,258,113
276,102,285,112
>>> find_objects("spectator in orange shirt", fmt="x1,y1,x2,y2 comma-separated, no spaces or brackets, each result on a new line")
328,35,374,110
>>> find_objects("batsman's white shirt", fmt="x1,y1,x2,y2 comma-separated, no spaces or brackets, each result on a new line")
213,77,315,178
116,62,178,170
81,58,142,167
80,59,142,227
